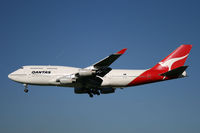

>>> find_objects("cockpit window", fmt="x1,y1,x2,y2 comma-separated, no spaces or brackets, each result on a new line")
20,66,24,69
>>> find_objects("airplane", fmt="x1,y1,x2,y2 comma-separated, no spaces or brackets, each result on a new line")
8,44,192,97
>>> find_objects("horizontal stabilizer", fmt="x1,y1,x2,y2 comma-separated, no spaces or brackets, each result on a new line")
160,66,188,77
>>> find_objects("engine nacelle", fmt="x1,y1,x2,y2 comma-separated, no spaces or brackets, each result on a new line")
59,78,75,84
100,88,115,94
77,69,95,77
74,88,88,94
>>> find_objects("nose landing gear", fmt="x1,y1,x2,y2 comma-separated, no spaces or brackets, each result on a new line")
23,84,29,93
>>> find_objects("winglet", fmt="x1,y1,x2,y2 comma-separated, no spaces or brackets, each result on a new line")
116,48,127,54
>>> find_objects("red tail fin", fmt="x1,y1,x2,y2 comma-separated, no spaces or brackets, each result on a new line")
151,44,192,71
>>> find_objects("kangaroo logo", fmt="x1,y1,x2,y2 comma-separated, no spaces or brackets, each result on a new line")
159,54,188,71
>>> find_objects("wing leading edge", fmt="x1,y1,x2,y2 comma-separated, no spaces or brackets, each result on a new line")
92,48,127,69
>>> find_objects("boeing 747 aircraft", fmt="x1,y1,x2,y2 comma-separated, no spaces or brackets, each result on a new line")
8,45,192,97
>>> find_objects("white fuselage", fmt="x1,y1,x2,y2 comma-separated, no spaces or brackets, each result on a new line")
8,65,146,88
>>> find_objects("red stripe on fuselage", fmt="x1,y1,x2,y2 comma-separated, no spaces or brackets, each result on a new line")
127,69,165,86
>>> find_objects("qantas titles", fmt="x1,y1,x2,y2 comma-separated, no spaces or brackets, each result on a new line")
32,71,51,74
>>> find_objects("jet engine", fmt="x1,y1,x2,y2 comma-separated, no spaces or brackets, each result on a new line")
100,88,115,94
76,69,96,77
58,78,75,84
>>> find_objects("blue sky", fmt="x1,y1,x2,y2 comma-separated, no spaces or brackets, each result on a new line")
0,0,200,133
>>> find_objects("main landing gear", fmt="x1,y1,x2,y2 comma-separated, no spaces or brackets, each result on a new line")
23,84,29,93
88,92,94,98
88,89,100,98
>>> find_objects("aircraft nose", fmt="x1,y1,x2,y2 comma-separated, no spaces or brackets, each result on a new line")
8,70,18,81
8,68,26,83
8,73,14,80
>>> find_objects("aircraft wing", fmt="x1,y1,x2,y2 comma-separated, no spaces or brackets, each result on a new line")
86,48,127,77
92,48,127,68
57,48,127,87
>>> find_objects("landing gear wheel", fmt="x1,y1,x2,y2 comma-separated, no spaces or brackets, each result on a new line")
89,93,93,98
23,84,28,93
24,88,29,93
96,91,100,95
